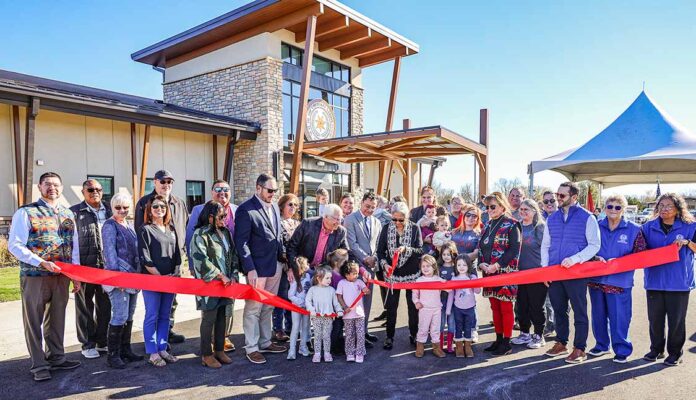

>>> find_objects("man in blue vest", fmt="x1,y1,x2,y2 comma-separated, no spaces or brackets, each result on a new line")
541,181,601,364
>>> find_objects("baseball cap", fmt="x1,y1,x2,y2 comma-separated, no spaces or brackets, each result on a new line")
154,170,174,181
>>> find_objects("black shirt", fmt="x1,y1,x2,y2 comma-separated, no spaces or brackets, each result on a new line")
138,224,181,276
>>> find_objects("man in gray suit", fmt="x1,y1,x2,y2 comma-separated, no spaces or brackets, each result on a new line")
344,192,382,345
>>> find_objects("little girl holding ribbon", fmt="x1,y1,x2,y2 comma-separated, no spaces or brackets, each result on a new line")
305,266,344,363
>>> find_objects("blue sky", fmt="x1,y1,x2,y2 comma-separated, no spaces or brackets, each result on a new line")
3,0,696,195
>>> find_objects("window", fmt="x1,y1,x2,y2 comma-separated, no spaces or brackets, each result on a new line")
283,169,350,219
186,181,205,213
144,178,154,194
86,175,114,204
280,43,350,83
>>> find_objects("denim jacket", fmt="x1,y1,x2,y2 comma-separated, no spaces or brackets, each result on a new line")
101,218,141,294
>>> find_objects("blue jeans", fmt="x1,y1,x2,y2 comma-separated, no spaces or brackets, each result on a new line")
142,290,175,354
549,279,589,350
589,287,633,357
440,299,455,334
272,271,292,333
107,289,138,326
452,305,477,340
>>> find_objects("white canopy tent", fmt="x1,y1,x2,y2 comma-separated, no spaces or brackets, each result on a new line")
529,91,696,190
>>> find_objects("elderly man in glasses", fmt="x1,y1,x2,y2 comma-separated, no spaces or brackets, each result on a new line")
185,179,239,351
134,169,189,345
70,179,113,359
541,181,601,364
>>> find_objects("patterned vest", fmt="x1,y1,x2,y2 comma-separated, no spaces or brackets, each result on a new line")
20,201,75,277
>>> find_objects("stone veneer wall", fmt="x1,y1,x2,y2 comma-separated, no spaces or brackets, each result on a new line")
163,58,284,202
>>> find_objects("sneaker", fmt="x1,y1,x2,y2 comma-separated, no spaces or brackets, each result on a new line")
224,338,236,352
511,333,532,345
32,370,51,382
347,355,355,362
613,355,628,364
95,345,108,352
545,342,569,357
81,348,100,359
356,355,364,363
643,350,665,362
587,347,611,357
260,343,287,353
50,360,81,370
299,347,310,357
246,351,267,364
312,353,321,363
471,331,479,343
565,348,587,364
663,354,683,367
527,334,546,349
287,352,296,360
324,353,333,362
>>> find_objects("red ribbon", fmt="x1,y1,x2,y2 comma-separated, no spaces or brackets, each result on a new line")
454,213,464,229
385,251,399,278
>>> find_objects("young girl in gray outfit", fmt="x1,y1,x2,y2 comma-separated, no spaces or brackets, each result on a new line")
306,266,344,363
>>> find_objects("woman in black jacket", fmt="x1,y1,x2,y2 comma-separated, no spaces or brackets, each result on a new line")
377,201,424,350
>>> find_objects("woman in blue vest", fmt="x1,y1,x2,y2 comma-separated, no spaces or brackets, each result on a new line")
641,193,696,366
587,195,645,363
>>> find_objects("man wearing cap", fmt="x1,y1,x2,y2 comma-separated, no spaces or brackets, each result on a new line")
134,169,189,344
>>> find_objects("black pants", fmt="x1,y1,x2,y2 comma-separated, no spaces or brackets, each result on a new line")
517,283,548,336
376,269,388,310
331,317,345,353
647,290,690,357
385,288,418,339
75,282,111,350
200,305,226,356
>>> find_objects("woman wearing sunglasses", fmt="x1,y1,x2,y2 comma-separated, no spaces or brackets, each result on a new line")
477,192,521,357
377,201,424,350
641,193,696,366
101,193,143,369
138,195,182,367
190,201,240,368
451,204,482,271
586,195,645,364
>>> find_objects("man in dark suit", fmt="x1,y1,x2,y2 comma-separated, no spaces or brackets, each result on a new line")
409,185,436,224
234,174,288,364
287,203,349,272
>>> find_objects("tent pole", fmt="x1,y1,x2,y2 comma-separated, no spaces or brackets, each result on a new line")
527,163,534,199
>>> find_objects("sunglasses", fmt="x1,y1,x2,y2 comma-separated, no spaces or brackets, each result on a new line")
262,186,278,194
393,218,405,223
114,206,129,211
485,205,497,210
213,187,230,193
288,203,299,208
151,204,167,210
555,193,568,199
159,179,173,185
86,188,103,193
464,212,477,218
605,205,622,211
543,198,556,205
216,213,228,220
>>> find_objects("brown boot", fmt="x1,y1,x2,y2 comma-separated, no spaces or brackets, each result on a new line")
432,343,446,358
415,342,425,358
201,355,222,369
455,341,465,358
464,340,474,358
215,351,232,365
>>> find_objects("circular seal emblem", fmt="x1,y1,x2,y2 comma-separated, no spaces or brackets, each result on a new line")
305,99,336,141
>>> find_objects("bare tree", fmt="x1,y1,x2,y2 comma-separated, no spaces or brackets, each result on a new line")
431,181,455,206
492,177,523,196
458,183,475,203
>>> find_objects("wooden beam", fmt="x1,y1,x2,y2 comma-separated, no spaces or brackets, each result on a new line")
23,98,39,204
380,136,425,151
319,26,370,52
479,109,489,196
403,159,412,207
139,125,151,197
296,15,349,42
212,134,218,180
353,142,403,160
289,15,318,194
303,128,440,149
385,161,394,194
378,56,401,196
168,3,324,67
130,123,139,200
359,46,409,68
223,135,232,182
427,163,438,186
317,144,349,158
376,161,386,196
12,105,23,207
340,37,391,60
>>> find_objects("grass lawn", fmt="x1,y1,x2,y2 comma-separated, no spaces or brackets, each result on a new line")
0,267,20,302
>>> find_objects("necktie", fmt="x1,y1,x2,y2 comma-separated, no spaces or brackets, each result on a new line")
364,215,371,240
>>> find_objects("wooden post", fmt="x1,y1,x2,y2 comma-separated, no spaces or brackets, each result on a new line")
289,15,318,194
385,117,409,197
23,98,39,204
400,119,411,204
12,106,23,207
212,134,219,181
478,109,489,196
139,125,151,197
427,162,437,186
377,56,402,196
223,135,232,182
130,123,139,200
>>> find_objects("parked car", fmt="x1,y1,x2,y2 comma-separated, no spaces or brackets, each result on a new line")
636,209,653,224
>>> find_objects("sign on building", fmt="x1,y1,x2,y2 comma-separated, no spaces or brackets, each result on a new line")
305,99,336,141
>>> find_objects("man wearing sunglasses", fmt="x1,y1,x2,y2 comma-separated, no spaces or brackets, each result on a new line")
541,190,558,219
134,169,189,345
185,179,239,351
234,174,288,364
70,179,113,359
541,181,601,364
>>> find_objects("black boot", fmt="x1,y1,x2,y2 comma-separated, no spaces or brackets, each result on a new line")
492,337,512,356
107,324,126,369
121,320,144,362
484,334,503,352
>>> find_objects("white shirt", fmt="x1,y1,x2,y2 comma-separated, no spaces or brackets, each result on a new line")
540,205,601,267
8,200,80,267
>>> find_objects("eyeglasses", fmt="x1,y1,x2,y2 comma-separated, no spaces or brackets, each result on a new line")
606,205,622,211
543,198,556,205
393,218,405,223
114,206,129,211
519,208,532,213
555,193,568,199
464,212,477,218
262,186,278,194
151,203,167,210
288,203,299,208
159,179,173,185
213,187,230,193
658,204,675,211
485,205,497,210
86,188,103,193
216,213,228,220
